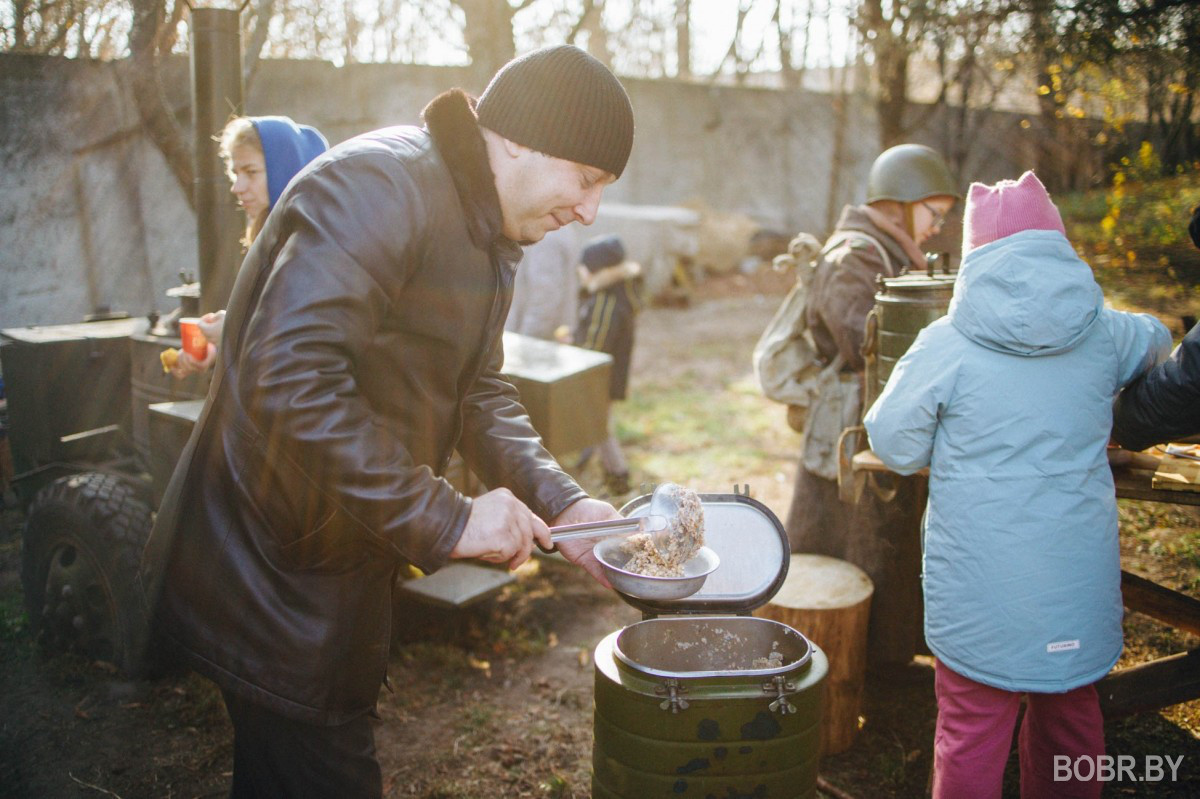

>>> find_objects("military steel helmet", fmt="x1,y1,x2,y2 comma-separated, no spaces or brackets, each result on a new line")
866,143,960,203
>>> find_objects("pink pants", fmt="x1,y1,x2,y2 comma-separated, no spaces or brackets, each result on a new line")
932,660,1104,799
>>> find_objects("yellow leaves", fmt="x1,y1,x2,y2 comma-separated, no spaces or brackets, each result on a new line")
993,58,1015,71
1137,140,1161,173
1020,119,1032,129
1101,215,1117,235
468,656,492,677
1037,84,1051,95
1168,83,1188,95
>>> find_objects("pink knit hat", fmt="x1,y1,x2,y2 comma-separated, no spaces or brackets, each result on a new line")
961,170,1066,255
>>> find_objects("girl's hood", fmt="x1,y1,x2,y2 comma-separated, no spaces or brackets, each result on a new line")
948,229,1102,357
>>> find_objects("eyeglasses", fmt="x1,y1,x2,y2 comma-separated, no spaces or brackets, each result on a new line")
921,201,948,229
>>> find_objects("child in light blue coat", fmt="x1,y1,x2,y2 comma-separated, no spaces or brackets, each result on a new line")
864,171,1170,799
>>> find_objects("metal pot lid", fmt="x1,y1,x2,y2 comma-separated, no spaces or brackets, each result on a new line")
615,488,789,616
878,273,956,292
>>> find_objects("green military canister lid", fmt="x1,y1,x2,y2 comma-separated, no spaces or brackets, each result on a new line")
866,143,961,203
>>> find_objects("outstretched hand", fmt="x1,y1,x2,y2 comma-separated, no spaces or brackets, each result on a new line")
550,497,619,588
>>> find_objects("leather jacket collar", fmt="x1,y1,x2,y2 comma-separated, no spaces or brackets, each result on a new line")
423,89,521,262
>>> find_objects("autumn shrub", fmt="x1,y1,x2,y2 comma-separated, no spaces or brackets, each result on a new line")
1061,143,1200,266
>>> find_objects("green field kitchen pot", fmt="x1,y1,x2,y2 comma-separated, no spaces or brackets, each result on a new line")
863,272,956,411
592,491,828,798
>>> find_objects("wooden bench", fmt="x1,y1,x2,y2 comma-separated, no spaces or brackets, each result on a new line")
395,563,516,610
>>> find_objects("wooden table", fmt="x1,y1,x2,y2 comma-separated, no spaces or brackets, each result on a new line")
1105,453,1200,717
851,448,1200,718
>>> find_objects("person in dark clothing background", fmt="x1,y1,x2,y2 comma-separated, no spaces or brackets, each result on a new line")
574,234,642,495
138,45,635,798
1112,203,1200,450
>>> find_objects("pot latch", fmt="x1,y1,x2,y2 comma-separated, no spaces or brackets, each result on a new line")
656,678,690,714
763,675,798,715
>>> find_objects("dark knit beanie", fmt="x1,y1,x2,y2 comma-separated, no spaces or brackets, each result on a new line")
1190,204,1200,250
477,45,634,178
581,234,626,272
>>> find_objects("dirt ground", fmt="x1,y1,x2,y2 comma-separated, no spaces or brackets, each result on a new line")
3,270,1200,798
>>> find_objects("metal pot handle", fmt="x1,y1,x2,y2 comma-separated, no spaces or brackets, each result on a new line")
836,425,866,504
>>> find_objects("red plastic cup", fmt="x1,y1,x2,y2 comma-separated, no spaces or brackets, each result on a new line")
179,317,208,360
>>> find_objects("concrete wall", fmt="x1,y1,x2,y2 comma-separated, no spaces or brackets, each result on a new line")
1,53,1041,329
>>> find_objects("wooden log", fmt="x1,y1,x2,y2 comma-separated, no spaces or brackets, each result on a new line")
755,554,873,755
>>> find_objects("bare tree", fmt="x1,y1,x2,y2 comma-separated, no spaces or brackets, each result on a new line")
856,0,931,147
773,0,813,89
710,0,756,84
675,0,690,78
4,0,132,56
7,0,83,51
566,0,611,66
825,0,854,230
127,0,192,204
242,0,275,84
449,0,533,86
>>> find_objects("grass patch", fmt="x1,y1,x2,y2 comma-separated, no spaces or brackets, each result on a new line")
0,589,28,641
621,380,784,487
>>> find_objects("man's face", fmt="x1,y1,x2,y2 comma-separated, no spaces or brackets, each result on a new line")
498,146,616,244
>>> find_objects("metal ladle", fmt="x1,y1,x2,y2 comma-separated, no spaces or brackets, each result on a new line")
542,483,692,555
541,514,668,553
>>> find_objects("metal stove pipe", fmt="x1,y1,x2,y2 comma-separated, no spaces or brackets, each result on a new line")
190,6,244,315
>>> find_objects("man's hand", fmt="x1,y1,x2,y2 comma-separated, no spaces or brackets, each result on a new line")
551,497,619,588
452,488,551,570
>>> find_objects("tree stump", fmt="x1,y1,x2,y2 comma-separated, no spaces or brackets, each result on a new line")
755,554,873,755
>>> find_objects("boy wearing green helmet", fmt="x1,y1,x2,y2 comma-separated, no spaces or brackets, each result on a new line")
786,143,959,669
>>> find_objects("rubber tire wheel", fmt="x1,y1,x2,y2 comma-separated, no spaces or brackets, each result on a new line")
21,472,155,676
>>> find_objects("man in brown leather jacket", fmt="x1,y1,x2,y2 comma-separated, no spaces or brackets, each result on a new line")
138,45,634,797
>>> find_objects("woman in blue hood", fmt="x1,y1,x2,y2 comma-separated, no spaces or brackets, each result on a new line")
864,171,1170,799
222,115,329,247
170,116,328,377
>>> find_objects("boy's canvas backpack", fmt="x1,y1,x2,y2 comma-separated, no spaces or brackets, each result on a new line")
752,230,892,436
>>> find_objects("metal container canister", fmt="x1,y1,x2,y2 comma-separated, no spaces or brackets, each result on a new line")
864,272,956,411
592,491,827,798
